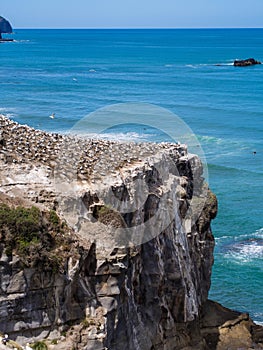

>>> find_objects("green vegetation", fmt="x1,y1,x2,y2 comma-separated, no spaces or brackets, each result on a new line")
93,205,126,228
81,317,92,328
0,203,75,270
49,209,60,227
31,341,48,350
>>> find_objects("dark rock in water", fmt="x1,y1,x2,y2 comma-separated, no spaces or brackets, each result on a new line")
234,58,261,67
0,38,13,42
0,15,13,40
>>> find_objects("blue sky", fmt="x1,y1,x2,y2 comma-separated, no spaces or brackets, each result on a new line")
2,0,263,28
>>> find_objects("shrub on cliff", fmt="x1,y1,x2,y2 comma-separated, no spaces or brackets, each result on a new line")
31,341,48,350
0,203,75,270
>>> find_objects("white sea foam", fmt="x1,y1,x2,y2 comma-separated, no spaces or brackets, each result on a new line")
215,62,234,66
186,63,211,68
198,135,223,144
186,62,234,68
225,245,263,264
215,235,230,242
224,228,263,264
234,228,263,241
185,64,198,69
0,107,16,113
13,40,30,43
253,311,263,326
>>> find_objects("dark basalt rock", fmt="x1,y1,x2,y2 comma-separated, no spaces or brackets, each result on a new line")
234,58,261,66
0,15,13,41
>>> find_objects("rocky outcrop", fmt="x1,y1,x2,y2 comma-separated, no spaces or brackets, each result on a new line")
0,16,13,41
201,300,263,350
0,115,262,350
234,58,261,66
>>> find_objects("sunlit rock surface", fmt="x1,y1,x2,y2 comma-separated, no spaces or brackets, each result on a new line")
0,115,262,350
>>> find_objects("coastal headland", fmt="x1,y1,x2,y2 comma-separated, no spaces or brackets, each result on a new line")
0,115,262,350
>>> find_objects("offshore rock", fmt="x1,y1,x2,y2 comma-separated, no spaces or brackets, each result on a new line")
0,16,13,41
234,57,261,66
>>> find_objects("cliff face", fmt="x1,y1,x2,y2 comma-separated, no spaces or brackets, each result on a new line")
0,116,261,350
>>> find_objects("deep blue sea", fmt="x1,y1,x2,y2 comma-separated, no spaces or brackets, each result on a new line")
1,29,263,323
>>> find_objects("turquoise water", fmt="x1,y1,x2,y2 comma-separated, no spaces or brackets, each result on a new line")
1,29,263,323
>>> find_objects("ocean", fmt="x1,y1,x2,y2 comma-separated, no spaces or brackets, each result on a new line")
1,28,262,324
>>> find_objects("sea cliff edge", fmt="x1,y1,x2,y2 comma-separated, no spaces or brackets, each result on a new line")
0,115,262,350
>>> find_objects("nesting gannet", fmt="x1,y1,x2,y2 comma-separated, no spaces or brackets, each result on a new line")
113,262,126,269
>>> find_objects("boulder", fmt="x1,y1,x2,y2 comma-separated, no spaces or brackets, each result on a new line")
201,300,263,350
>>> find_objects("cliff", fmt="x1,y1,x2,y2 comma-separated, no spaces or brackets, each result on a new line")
0,115,262,350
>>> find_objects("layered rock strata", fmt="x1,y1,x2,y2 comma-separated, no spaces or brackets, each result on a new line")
0,115,262,350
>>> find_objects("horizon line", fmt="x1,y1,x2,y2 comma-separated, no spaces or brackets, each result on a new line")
12,26,263,30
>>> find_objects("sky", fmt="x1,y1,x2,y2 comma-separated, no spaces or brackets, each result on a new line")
1,0,263,29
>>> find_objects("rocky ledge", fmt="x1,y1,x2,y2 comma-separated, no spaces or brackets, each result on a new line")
0,115,262,350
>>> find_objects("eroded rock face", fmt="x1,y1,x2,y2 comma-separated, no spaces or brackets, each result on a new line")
0,116,261,349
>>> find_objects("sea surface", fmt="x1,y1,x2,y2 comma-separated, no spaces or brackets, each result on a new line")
1,29,262,323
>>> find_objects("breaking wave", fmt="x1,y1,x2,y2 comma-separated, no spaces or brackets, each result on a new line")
223,228,263,265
